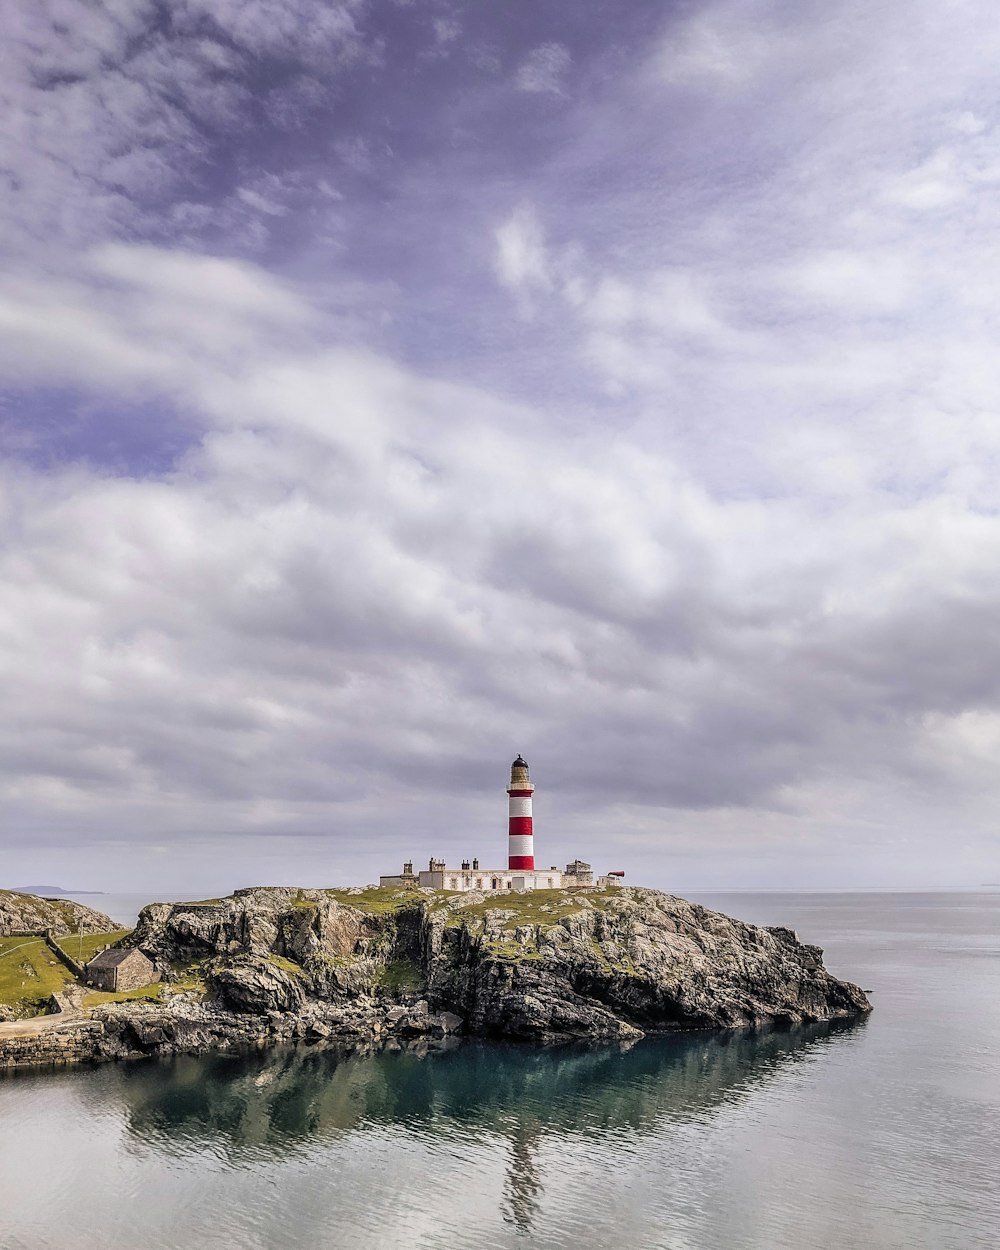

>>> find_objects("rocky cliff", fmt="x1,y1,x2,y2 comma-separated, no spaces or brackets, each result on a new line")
0,890,116,936
125,885,870,1042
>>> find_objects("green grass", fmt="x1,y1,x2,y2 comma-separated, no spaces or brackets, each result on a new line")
53,929,132,964
265,954,306,976
427,888,636,969
160,960,209,998
437,888,598,930
482,940,543,963
312,885,627,931
0,936,75,1011
166,974,207,997
322,887,427,916
82,984,164,1007
374,958,423,992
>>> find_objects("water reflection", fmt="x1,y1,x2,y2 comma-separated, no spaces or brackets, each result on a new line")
73,1021,864,1230
503,1122,544,1232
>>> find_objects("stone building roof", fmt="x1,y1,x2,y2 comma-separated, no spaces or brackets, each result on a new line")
86,948,147,969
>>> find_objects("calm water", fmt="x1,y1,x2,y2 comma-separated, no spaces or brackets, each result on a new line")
1,892,997,1250
86,893,208,927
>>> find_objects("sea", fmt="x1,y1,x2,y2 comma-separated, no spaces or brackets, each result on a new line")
1,891,997,1250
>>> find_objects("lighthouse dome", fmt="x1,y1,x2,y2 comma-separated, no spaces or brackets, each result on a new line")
511,754,528,771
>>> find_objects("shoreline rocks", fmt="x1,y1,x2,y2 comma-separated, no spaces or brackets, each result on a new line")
0,997,468,1070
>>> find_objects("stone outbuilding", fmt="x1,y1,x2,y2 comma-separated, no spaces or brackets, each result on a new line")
85,948,159,993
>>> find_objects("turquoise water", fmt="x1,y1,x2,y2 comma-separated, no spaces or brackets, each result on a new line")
1,892,997,1250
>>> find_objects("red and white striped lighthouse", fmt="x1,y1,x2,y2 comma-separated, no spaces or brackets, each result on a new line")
507,754,535,870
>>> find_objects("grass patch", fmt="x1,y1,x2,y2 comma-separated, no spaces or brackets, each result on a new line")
166,974,207,997
161,960,209,998
374,958,423,992
322,887,426,916
83,984,164,1007
439,889,597,930
0,936,74,1010
482,940,543,963
265,954,306,976
53,929,132,964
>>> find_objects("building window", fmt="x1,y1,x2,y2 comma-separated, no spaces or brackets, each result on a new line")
548,877,554,887
448,878,457,889
507,881,513,889
475,878,482,889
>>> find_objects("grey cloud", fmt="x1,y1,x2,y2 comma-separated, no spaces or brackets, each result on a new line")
174,0,366,61
0,0,369,258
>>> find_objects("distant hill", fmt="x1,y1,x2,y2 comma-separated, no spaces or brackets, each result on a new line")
10,886,103,896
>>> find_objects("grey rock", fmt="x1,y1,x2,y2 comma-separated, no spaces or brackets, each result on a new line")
420,886,871,1041
133,886,871,1040
208,957,305,1014
0,890,117,937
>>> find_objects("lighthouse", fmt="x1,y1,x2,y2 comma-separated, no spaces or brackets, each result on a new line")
379,753,621,892
507,754,535,870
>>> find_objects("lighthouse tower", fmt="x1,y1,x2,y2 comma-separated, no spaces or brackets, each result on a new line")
507,754,535,870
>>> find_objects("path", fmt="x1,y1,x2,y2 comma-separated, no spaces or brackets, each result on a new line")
0,1012,92,1039
0,940,42,962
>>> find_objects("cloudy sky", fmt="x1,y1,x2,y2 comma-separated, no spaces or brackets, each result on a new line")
2,0,1000,895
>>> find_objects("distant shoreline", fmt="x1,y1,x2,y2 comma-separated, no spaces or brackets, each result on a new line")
9,887,105,897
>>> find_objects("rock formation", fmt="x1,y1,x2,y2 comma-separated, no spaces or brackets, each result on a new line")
130,885,870,1040
0,885,871,1069
0,890,117,936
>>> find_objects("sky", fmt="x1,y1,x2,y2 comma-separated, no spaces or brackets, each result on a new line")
3,0,1000,896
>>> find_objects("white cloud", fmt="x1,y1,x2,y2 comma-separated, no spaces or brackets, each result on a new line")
0,246,313,399
494,205,553,314
656,9,780,87
432,17,461,47
515,42,572,94
884,149,967,211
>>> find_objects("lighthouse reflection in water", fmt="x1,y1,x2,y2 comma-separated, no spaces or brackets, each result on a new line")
2,1022,861,1248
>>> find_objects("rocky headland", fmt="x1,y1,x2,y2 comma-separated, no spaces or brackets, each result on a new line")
0,885,871,1069
0,889,117,936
